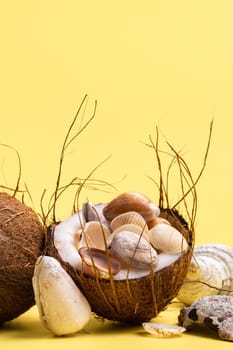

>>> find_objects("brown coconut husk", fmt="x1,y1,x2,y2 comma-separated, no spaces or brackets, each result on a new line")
46,207,193,324
0,192,45,324
45,121,213,325
0,144,45,323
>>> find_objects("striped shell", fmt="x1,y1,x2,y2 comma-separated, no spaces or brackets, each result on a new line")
177,243,233,305
79,221,111,250
110,211,148,232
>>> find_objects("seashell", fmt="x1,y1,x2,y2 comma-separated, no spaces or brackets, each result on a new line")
148,223,188,254
177,243,233,305
32,255,91,336
103,191,160,225
79,221,111,250
142,322,186,337
82,201,110,228
178,295,233,341
110,211,148,232
107,223,149,248
78,247,121,278
110,231,158,269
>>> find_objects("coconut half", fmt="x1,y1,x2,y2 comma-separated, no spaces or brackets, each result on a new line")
0,192,45,324
46,204,193,325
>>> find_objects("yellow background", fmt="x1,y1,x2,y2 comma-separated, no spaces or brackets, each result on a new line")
1,1,233,349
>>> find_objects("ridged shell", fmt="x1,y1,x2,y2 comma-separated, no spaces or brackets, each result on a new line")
110,211,148,232
142,322,186,337
78,247,121,278
79,221,111,250
108,223,149,247
110,231,158,269
177,243,233,305
148,223,188,254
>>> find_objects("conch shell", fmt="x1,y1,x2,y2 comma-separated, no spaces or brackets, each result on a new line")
177,243,233,305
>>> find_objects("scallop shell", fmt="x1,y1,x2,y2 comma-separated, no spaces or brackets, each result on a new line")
79,221,111,250
108,223,149,247
142,322,186,337
148,223,188,254
110,211,148,232
110,231,158,269
78,247,121,278
177,243,233,305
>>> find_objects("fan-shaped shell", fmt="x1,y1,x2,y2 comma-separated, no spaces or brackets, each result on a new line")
78,247,121,278
79,221,111,250
148,223,188,254
177,243,233,305
110,211,148,232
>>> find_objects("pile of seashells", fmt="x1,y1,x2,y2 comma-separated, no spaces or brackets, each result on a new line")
53,191,189,280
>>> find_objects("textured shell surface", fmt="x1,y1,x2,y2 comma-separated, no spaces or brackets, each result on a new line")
177,243,233,305
178,295,233,341
108,224,149,247
142,322,186,337
79,221,111,250
32,256,91,336
110,211,148,232
78,247,121,277
110,231,158,269
148,223,188,254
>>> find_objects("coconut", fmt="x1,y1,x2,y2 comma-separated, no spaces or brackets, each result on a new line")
0,192,45,324
46,206,193,325
45,120,212,325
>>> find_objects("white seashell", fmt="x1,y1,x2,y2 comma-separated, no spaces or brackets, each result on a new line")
79,221,111,250
177,243,233,305
110,231,158,269
32,256,91,336
110,211,148,232
148,223,188,254
108,223,149,247
142,322,186,337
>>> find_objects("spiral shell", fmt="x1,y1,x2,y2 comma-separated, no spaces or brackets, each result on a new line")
177,243,233,305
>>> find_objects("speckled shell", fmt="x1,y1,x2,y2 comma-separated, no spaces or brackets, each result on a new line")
142,322,186,337
177,243,233,305
148,223,188,254
79,221,111,250
110,211,148,232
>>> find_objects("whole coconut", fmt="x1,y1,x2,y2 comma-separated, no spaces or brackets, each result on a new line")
0,192,45,324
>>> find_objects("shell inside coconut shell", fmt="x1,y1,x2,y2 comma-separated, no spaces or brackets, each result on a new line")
0,192,45,324
46,200,194,325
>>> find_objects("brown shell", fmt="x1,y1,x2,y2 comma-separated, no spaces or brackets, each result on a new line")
0,192,45,324
46,208,194,325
